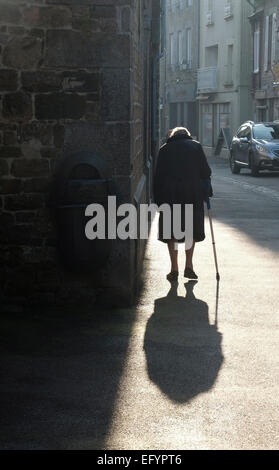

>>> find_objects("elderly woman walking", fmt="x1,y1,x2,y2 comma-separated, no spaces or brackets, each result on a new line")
153,127,212,282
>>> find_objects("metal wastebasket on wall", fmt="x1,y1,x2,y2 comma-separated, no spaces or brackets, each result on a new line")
52,151,115,273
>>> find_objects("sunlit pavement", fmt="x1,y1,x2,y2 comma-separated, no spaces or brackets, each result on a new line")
1,156,279,450
105,156,279,450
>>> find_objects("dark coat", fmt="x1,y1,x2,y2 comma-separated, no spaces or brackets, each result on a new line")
153,134,212,243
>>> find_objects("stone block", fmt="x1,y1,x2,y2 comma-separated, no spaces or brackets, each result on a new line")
8,26,27,36
23,6,72,28
5,266,37,295
22,71,62,92
35,93,86,120
3,36,43,69
30,28,45,38
46,0,100,4
98,18,117,33
0,246,23,268
0,34,9,45
0,160,9,177
0,3,22,24
3,92,33,121
61,70,100,93
5,194,44,211
0,178,21,194
21,140,42,160
85,101,101,122
0,212,14,228
86,93,99,102
45,30,130,68
101,68,130,121
90,6,116,19
53,124,65,148
11,159,49,178
15,212,36,224
72,17,99,33
21,122,53,146
3,131,18,146
121,6,131,32
23,178,50,193
0,146,22,159
0,69,18,91
40,147,60,159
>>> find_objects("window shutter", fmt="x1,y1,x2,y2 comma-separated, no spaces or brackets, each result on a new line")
271,13,277,66
254,28,260,73
264,16,269,71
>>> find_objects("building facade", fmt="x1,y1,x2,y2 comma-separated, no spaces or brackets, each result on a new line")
248,0,279,122
0,0,160,308
198,0,253,149
160,0,200,142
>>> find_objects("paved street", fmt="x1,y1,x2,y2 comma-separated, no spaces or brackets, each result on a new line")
1,155,279,450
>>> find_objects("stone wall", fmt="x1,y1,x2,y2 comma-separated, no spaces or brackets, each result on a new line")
0,0,160,309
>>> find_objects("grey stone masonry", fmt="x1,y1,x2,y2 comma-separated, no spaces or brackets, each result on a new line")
0,0,160,309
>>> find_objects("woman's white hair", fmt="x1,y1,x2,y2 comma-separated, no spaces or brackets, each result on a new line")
169,127,191,138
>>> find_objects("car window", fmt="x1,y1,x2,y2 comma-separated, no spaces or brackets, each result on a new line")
238,126,250,139
253,124,279,141
243,127,251,140
237,126,246,138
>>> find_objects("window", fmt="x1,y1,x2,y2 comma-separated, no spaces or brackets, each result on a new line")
253,123,279,141
237,125,251,141
253,24,260,73
178,31,183,64
237,126,247,138
206,0,214,26
201,103,231,147
224,0,233,19
264,15,273,71
226,45,233,84
264,13,277,71
205,45,218,67
186,28,192,67
169,33,174,65
271,13,277,66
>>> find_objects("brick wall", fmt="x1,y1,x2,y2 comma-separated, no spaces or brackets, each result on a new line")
0,0,160,309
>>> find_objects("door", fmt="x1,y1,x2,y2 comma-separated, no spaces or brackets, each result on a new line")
233,126,246,162
238,125,251,164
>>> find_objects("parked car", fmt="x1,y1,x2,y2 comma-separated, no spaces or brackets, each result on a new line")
230,121,279,176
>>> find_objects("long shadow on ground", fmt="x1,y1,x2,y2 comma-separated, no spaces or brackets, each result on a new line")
0,306,136,449
144,281,223,403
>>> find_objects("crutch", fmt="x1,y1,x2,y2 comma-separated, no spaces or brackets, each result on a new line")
206,198,220,282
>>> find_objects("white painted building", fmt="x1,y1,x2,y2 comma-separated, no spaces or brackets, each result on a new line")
198,0,253,149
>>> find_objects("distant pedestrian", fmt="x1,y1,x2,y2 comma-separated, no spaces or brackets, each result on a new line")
153,127,212,282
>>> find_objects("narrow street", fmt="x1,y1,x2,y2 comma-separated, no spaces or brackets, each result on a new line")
1,155,279,450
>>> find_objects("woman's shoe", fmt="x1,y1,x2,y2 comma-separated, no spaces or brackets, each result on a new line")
167,271,179,282
184,267,198,280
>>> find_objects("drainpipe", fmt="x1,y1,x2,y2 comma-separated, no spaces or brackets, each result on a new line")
197,0,201,140
152,0,165,150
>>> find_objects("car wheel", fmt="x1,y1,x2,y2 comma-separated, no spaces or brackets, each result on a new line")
230,153,241,174
250,153,259,177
